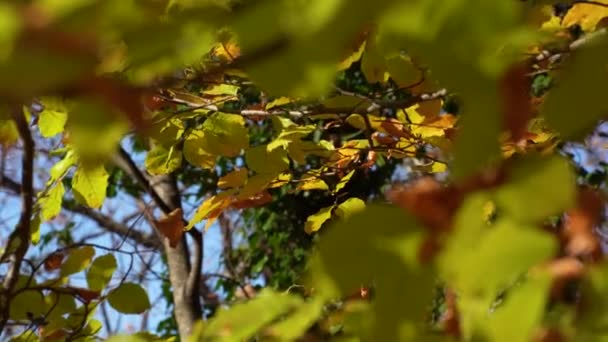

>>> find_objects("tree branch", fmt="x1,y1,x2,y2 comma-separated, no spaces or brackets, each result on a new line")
64,203,160,249
111,148,203,340
0,107,35,335
0,175,159,249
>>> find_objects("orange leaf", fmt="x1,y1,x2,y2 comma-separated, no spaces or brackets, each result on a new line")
155,208,185,248
379,119,411,139
231,191,272,209
44,252,64,271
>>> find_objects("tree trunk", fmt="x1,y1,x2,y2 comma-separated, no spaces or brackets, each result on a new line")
151,174,202,340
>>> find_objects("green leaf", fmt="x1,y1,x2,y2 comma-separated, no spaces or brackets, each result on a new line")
202,289,302,341
45,293,76,321
30,214,40,245
265,297,325,340
542,37,608,139
60,246,95,277
10,289,47,320
304,205,334,234
39,182,65,221
145,144,183,175
245,145,289,174
310,205,436,340
202,113,249,157
385,55,420,87
106,336,147,342
446,219,556,296
67,100,128,166
72,163,109,209
494,155,575,223
487,275,552,342
86,254,117,291
107,283,151,314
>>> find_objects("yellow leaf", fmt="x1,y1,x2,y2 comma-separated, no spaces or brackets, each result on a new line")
563,2,608,31
203,84,240,96
305,205,334,234
431,162,447,173
266,97,293,110
203,113,249,157
334,198,366,219
237,173,276,200
410,115,457,138
155,208,185,248
183,129,215,169
338,41,366,71
187,191,236,230
334,170,356,194
297,178,329,191
269,172,292,188
218,168,248,189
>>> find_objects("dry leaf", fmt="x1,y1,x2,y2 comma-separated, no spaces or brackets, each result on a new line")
44,252,64,271
156,208,185,248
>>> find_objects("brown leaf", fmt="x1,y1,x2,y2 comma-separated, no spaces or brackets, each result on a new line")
500,62,533,142
387,177,462,233
68,286,100,302
44,252,64,271
156,208,185,248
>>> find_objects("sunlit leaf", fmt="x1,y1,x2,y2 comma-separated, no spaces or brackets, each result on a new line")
72,163,109,209
305,205,334,234
187,190,236,230
202,113,249,157
39,182,64,221
145,144,183,175
183,129,215,169
38,97,68,138
297,178,329,191
334,170,356,193
335,197,366,219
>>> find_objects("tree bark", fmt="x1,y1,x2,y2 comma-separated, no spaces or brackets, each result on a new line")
150,174,202,340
